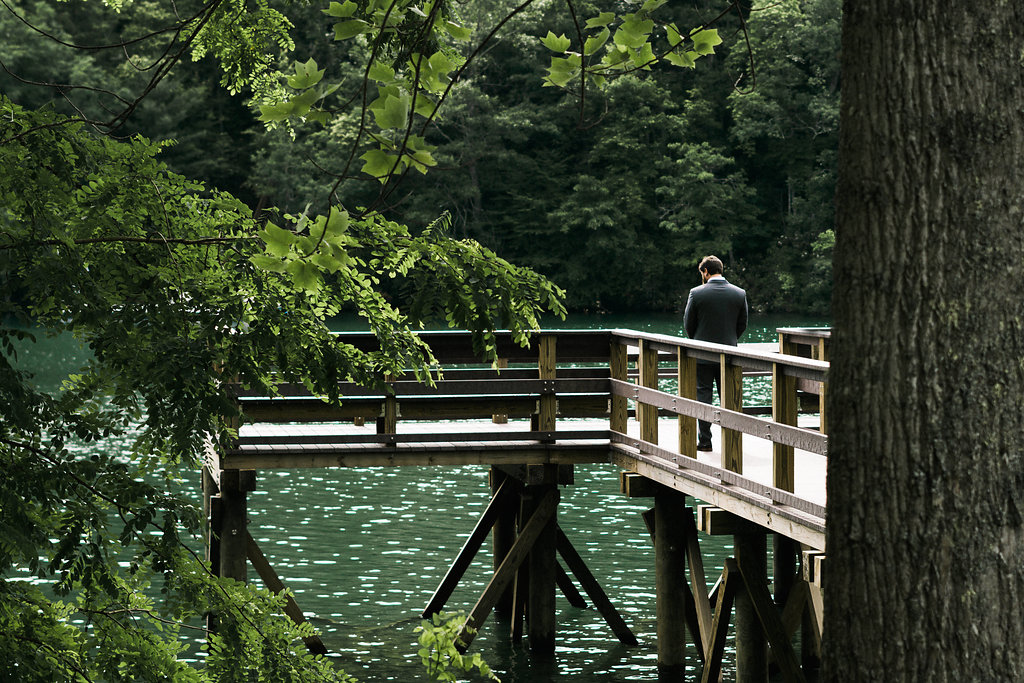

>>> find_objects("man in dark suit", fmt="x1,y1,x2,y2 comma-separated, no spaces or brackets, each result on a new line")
683,255,748,451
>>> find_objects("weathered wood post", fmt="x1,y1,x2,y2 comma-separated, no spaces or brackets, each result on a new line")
721,357,767,682
490,467,518,615
772,337,799,611
538,335,557,441
720,356,743,472
639,340,659,445
654,484,688,679
678,348,697,458
526,469,559,654
733,531,768,682
217,469,255,582
610,338,628,434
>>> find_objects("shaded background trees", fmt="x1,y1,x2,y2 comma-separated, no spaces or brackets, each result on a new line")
1,0,840,314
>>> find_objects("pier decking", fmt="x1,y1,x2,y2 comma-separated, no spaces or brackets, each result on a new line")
202,328,830,682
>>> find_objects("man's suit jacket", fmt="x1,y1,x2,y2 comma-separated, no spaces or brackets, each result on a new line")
683,277,748,345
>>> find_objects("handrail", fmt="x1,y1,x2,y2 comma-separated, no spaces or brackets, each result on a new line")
227,328,828,528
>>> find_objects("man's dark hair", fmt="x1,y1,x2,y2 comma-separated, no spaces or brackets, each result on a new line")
699,255,724,275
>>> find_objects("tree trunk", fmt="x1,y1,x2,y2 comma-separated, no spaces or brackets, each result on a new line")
825,2,1024,681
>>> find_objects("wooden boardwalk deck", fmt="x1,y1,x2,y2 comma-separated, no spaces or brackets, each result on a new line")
204,328,832,681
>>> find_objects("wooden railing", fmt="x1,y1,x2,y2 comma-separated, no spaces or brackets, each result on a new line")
224,328,829,543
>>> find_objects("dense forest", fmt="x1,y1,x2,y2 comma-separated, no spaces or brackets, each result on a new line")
1,0,839,313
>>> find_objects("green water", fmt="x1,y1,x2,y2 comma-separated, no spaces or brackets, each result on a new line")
10,313,826,681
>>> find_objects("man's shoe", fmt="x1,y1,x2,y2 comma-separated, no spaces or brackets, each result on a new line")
696,443,713,452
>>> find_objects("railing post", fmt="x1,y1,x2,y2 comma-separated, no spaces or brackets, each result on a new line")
538,335,557,440
639,340,659,445
773,336,798,492
492,358,509,424
610,339,628,434
678,348,697,458
720,356,743,472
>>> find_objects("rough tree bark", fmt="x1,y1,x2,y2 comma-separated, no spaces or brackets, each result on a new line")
824,1,1024,681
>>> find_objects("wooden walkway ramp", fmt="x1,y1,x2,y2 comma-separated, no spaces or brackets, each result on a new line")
203,328,831,682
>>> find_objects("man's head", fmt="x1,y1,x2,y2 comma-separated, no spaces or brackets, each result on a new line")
698,255,724,282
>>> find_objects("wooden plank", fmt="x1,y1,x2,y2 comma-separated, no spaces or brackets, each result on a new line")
620,471,658,498
780,580,809,638
700,558,740,683
611,380,828,455
736,546,805,683
721,359,744,473
610,340,629,433
555,525,638,646
678,349,698,458
423,478,511,617
458,489,559,651
245,532,328,655
608,447,825,549
555,561,587,608
639,340,660,445
773,351,798,494
699,505,767,537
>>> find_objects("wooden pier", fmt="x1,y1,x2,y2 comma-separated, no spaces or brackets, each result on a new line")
202,328,829,681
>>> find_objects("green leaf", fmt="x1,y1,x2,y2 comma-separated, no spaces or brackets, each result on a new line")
325,208,350,238
259,222,297,257
640,0,668,12
323,0,357,17
540,31,572,53
249,255,288,273
286,58,325,89
583,28,610,56
360,148,397,180
543,57,577,88
444,20,472,41
585,12,614,28
666,23,683,48
258,101,294,123
334,19,370,40
614,14,654,49
690,27,723,55
665,50,698,68
290,88,320,116
370,93,409,129
368,61,396,83
285,259,322,293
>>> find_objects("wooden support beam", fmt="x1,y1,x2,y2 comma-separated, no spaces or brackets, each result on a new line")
684,507,714,656
555,561,587,608
678,349,698,458
494,464,574,486
779,580,810,639
610,340,629,433
423,478,513,618
527,479,558,654
721,359,744,473
457,488,559,651
736,548,805,683
733,533,767,683
700,558,740,683
655,486,687,677
619,471,658,498
490,468,518,616
641,507,656,542
218,469,249,583
555,526,638,646
639,340,660,445
699,505,767,536
245,532,328,655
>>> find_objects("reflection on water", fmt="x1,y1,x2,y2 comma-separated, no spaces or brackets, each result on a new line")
7,314,826,680
248,463,731,681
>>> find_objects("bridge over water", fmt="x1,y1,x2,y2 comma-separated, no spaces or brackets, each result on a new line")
203,327,830,682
